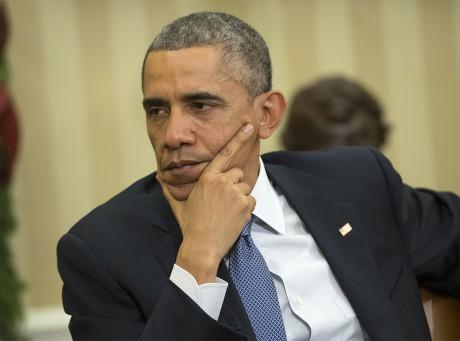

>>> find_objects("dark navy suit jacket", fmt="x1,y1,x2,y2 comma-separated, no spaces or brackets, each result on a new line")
57,147,460,340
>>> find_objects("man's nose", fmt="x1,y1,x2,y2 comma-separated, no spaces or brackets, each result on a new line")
163,110,195,149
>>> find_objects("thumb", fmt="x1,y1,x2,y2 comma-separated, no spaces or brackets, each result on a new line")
156,174,185,222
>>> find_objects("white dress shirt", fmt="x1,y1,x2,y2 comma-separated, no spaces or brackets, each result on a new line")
170,159,366,340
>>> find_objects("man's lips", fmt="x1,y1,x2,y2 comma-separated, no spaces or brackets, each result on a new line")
161,160,210,185
165,159,203,170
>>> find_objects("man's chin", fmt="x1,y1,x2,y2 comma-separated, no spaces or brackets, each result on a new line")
166,182,195,201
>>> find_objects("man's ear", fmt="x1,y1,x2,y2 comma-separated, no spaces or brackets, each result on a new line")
257,91,286,139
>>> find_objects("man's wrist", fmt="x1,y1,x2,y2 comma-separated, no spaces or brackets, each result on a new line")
176,241,221,284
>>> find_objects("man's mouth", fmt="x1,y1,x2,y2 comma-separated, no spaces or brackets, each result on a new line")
165,159,203,170
162,159,210,184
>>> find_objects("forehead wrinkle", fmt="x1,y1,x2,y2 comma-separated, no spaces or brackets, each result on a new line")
148,47,233,83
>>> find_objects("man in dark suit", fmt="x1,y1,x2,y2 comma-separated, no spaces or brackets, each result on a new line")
57,12,460,340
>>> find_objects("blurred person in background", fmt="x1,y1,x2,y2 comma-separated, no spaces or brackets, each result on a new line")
282,76,460,339
282,77,389,151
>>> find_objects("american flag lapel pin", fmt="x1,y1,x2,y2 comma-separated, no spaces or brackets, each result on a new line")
339,223,352,237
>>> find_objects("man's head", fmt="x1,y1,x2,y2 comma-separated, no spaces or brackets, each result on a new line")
282,77,389,151
142,12,285,200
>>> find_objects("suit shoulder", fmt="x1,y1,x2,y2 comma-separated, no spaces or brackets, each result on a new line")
263,147,402,198
66,173,157,239
263,146,385,174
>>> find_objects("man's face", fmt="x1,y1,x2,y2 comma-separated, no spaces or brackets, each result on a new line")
143,47,262,201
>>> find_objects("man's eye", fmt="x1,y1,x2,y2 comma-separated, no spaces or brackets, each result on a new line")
146,107,168,117
190,102,212,111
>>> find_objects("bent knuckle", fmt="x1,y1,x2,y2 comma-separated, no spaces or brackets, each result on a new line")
234,168,244,179
232,184,243,195
227,168,243,182
234,196,246,209
218,175,229,184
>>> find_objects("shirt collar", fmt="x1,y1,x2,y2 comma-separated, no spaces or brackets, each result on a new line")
251,158,286,234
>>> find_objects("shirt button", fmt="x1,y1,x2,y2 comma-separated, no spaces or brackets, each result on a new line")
296,297,304,306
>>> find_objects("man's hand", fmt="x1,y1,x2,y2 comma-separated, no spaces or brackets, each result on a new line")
157,124,256,284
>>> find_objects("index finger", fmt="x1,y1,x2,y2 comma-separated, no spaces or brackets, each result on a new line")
206,123,254,173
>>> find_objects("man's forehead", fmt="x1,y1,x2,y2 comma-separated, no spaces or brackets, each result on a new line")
144,48,230,84
142,46,253,104
145,46,224,69
143,77,231,102
144,56,248,98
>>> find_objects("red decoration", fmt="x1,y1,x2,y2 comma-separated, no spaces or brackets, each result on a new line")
0,83,19,184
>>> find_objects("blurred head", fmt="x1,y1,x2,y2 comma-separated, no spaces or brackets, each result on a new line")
282,77,389,151
142,12,285,200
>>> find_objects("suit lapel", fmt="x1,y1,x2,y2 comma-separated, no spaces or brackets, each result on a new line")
266,163,403,340
148,183,182,274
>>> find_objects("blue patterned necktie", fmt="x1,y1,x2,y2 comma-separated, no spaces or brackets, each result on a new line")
229,216,287,341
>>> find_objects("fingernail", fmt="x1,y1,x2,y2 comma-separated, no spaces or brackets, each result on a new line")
242,124,253,134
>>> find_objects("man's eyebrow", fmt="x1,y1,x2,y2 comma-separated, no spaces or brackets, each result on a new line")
181,91,226,103
142,97,169,108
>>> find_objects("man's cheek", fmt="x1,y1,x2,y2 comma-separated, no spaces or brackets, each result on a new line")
216,125,243,152
150,141,161,158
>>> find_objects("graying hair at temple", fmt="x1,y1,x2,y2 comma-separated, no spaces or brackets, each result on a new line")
143,12,272,98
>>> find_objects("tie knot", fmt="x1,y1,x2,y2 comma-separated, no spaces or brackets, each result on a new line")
241,215,254,237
